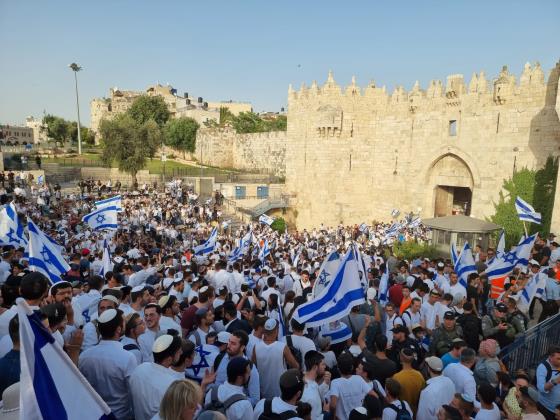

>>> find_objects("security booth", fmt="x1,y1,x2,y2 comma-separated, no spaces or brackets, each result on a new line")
422,214,501,255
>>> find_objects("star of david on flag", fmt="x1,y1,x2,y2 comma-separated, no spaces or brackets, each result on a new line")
185,344,218,382
27,220,70,284
82,206,118,231
0,202,28,247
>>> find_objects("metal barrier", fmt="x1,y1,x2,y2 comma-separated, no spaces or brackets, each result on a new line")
500,313,560,373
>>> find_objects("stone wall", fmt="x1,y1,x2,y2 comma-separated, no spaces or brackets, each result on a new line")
286,62,560,229
196,127,286,176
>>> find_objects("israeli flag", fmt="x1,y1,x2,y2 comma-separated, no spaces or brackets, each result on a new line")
517,270,547,313
378,260,390,306
186,344,219,383
496,230,505,257
312,251,340,298
293,248,365,327
515,196,541,224
408,216,422,229
17,298,115,420
452,242,477,288
391,209,400,218
99,241,113,277
194,227,218,256
358,223,368,233
37,174,45,184
83,206,119,231
320,321,352,345
0,202,28,247
384,222,401,238
259,214,274,226
95,195,123,212
258,240,270,262
28,220,70,283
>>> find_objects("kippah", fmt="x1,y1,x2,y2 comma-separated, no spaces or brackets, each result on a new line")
131,285,145,293
199,286,209,294
153,334,173,353
158,295,170,308
101,295,119,305
98,309,117,324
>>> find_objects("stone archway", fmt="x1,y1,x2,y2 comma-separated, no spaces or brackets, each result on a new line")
428,154,475,217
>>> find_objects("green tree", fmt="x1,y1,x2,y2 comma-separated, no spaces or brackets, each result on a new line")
490,157,558,248
42,114,70,144
270,217,287,234
127,95,171,128
99,114,159,185
219,107,235,125
231,111,266,133
164,117,199,156
265,114,287,131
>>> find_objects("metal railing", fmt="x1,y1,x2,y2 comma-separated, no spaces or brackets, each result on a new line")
500,313,560,373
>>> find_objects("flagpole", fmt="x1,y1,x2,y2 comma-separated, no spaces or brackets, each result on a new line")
522,221,528,238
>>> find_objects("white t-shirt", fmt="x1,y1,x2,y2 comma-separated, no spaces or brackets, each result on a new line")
474,403,501,420
329,375,371,420
382,399,413,420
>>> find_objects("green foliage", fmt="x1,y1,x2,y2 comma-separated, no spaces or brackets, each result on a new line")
231,112,266,133
392,240,437,260
219,107,235,125
127,95,171,128
164,117,199,154
490,157,558,248
203,110,287,133
99,114,161,184
270,217,287,234
42,114,90,145
266,115,287,131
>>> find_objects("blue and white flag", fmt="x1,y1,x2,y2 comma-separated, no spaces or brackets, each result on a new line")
358,223,368,233
95,195,123,212
17,298,115,420
407,216,422,229
384,222,401,238
259,214,274,226
258,240,270,262
378,260,390,306
517,270,547,313
312,251,340,298
293,248,365,327
37,174,45,184
82,206,119,231
99,241,113,277
453,242,477,288
391,209,400,218
515,196,541,224
0,202,28,247
497,230,505,257
28,220,70,283
186,344,219,383
194,227,218,256
319,321,352,345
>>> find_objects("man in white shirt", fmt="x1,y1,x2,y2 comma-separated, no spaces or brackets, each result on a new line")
78,309,138,419
293,270,311,297
443,272,467,302
417,356,456,420
283,318,317,366
253,369,304,420
443,347,477,401
382,378,414,420
158,295,182,336
129,334,182,420
301,350,330,420
204,357,254,420
73,275,104,323
137,303,162,362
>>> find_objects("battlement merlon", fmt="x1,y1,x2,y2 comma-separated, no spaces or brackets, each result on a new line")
287,61,560,109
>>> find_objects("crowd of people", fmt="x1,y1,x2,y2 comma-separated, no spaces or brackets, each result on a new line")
0,179,559,420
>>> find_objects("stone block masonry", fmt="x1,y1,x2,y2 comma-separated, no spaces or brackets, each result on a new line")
195,127,286,177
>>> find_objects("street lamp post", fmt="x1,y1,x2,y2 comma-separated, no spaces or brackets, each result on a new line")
68,63,83,155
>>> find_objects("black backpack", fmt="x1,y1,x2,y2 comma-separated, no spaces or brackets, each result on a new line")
387,400,413,420
286,335,303,367
202,385,247,416
258,398,299,420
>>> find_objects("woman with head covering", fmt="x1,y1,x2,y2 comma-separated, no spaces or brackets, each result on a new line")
473,338,503,387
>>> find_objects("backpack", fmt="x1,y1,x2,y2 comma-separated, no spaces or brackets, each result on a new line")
214,351,226,372
123,343,139,352
286,335,303,367
258,398,299,420
533,359,556,386
387,400,413,420
202,385,247,416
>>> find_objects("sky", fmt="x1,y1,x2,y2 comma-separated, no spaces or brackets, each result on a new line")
1,0,559,126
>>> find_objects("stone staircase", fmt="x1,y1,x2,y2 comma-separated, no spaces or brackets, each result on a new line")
42,164,81,184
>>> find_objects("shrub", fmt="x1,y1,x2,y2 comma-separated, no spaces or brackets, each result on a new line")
392,240,438,260
270,217,287,234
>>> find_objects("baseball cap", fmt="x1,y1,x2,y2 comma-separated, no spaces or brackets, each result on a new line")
443,311,456,320
425,356,443,372
495,302,508,312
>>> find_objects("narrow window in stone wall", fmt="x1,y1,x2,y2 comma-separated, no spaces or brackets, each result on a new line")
496,112,500,134
449,120,457,137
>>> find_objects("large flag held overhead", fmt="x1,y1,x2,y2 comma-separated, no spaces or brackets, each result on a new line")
82,206,119,231
378,259,390,306
484,233,538,299
451,242,477,288
194,227,218,256
228,231,252,263
312,251,340,297
28,220,70,283
258,214,274,226
515,196,541,224
17,298,116,420
95,195,123,212
293,248,365,327
0,202,28,247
